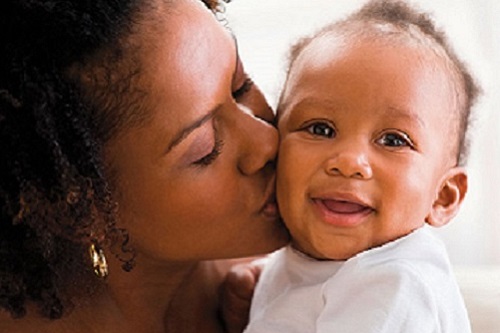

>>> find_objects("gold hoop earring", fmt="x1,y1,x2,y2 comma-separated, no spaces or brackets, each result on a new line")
89,243,108,279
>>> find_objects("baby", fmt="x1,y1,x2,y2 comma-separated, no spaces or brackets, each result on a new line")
242,0,480,332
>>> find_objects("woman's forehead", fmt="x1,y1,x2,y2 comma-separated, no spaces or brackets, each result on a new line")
137,0,234,103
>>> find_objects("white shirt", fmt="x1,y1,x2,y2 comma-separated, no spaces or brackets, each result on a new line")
245,226,471,333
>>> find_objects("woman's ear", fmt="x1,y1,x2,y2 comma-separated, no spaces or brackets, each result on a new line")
426,167,468,227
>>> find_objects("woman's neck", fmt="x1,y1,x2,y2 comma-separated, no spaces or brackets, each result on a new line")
94,256,227,333
104,256,200,333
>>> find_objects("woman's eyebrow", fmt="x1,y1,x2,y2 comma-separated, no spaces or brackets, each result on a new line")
166,34,237,155
165,104,222,154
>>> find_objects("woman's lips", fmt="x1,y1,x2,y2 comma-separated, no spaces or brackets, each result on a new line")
261,194,279,218
313,198,374,227
261,175,278,218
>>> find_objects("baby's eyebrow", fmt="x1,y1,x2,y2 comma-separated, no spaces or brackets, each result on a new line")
286,96,342,112
283,97,425,129
385,107,425,128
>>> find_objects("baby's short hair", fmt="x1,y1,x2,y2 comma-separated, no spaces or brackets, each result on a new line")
282,0,480,166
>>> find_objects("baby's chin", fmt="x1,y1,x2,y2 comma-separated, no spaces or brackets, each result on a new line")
292,239,371,261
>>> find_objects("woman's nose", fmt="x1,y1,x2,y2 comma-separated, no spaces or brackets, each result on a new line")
325,145,373,180
236,106,278,175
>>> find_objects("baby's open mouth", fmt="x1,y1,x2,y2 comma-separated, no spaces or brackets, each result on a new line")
321,199,373,214
311,197,374,228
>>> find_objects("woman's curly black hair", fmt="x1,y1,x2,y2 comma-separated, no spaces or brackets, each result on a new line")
0,0,221,320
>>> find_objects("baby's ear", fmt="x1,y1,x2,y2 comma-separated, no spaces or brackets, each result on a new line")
426,167,468,228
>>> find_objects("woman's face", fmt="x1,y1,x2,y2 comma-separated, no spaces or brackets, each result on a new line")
104,0,288,262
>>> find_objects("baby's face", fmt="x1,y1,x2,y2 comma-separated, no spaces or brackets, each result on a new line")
276,36,459,260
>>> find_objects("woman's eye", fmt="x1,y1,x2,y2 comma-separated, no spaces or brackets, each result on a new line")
306,122,336,138
377,132,414,148
232,77,253,100
193,138,224,166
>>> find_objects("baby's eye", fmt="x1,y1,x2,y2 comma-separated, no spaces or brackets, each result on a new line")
306,122,336,138
377,132,414,149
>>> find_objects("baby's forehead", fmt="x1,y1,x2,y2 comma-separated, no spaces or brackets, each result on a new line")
290,19,458,78
305,23,447,66
278,31,461,131
291,31,456,89
287,26,463,106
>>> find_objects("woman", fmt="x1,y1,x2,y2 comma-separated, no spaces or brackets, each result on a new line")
0,0,289,332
